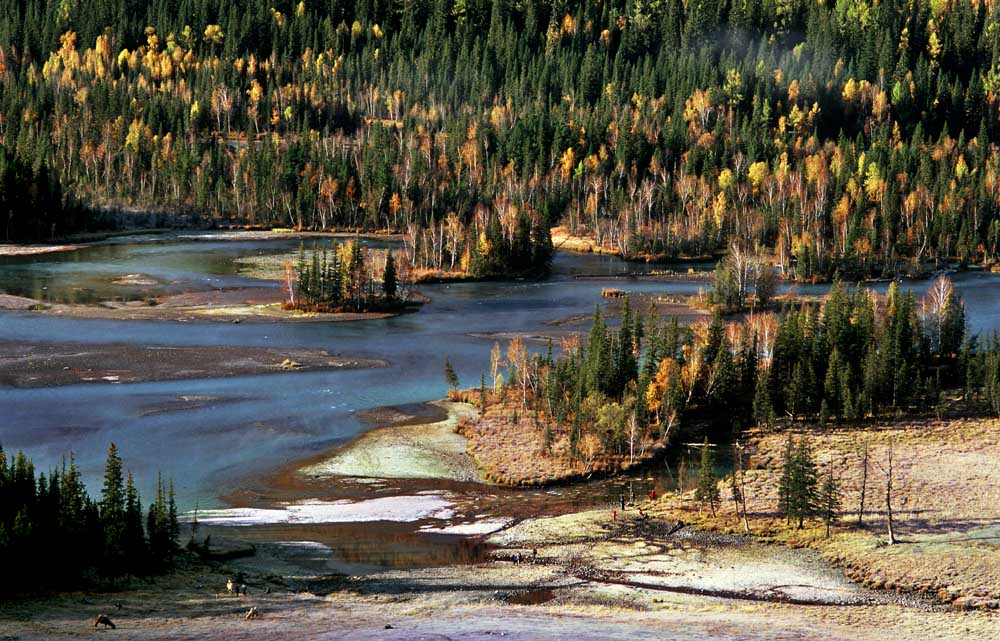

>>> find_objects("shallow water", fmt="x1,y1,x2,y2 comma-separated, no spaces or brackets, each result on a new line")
0,235,675,509
2,234,999,572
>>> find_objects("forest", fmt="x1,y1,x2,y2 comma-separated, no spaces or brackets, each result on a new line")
476,275,1000,472
3,0,1000,279
0,443,179,592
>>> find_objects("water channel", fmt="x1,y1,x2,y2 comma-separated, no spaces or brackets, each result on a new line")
2,233,997,574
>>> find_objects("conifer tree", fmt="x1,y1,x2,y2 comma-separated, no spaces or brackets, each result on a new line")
694,437,720,516
782,437,820,529
99,443,126,576
819,462,841,538
382,250,397,299
753,367,775,427
124,471,146,575
444,356,459,391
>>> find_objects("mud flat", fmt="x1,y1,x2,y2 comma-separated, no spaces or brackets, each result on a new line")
0,286,397,323
4,499,997,641
3,406,997,639
0,341,385,388
301,401,484,483
651,408,1000,611
0,243,81,256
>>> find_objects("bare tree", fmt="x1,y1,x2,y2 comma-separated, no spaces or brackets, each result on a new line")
857,438,869,526
874,438,898,545
732,441,751,534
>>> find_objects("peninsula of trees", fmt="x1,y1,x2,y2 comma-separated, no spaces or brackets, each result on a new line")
4,0,1000,281
464,275,1000,484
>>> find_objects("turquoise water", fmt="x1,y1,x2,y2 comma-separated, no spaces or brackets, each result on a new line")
2,236,998,513
0,236,674,508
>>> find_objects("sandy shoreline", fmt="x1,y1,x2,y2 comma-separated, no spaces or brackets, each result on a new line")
0,341,385,388
3,403,999,639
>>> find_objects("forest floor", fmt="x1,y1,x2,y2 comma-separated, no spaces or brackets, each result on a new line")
454,395,663,486
0,341,385,388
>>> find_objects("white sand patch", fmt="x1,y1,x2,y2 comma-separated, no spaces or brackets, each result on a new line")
275,541,333,550
190,495,456,526
302,401,483,482
420,517,513,536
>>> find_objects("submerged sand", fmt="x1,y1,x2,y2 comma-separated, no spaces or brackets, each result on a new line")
0,341,385,388
302,401,483,482
0,286,398,324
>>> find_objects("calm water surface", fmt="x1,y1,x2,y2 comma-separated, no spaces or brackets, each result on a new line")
2,234,999,572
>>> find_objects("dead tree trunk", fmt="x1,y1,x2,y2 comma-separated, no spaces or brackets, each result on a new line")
733,442,750,534
858,438,868,526
884,439,897,545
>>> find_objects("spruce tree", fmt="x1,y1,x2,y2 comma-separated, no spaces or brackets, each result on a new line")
382,249,397,299
168,480,179,558
583,306,612,396
444,356,459,390
819,462,841,538
694,437,720,516
124,472,146,575
99,443,126,576
788,437,820,529
753,367,775,427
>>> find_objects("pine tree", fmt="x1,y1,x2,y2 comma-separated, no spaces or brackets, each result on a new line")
819,462,841,538
382,249,397,299
753,367,775,427
694,437,720,516
583,306,612,396
613,297,638,396
784,437,820,529
445,356,459,390
167,480,179,557
99,443,126,576
785,361,809,420
124,472,146,575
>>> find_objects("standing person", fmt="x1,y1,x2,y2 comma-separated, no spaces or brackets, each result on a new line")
620,493,626,511
649,488,657,501
612,509,617,521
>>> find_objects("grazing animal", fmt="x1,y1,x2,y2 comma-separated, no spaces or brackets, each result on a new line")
94,614,116,629
245,606,259,620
